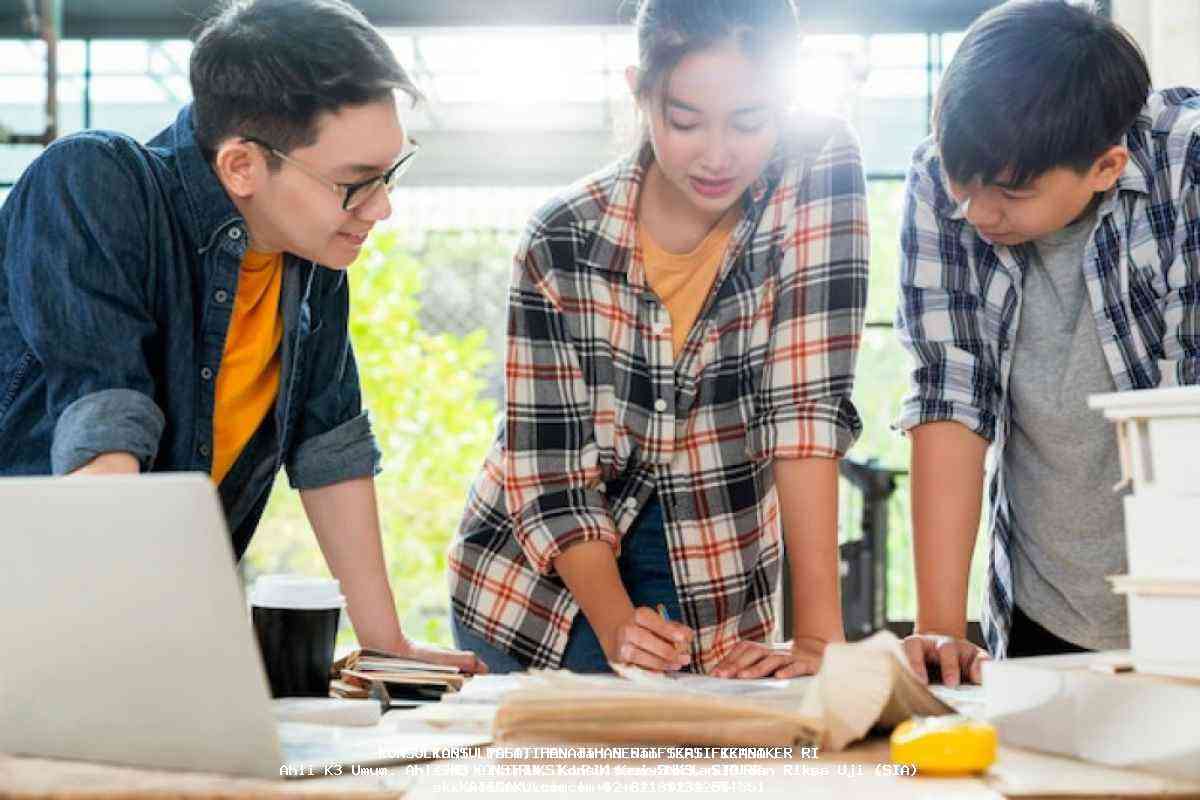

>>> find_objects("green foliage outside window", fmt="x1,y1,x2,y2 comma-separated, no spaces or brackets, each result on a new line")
242,230,501,646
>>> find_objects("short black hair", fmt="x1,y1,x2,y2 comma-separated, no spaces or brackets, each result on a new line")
933,0,1150,188
189,0,422,162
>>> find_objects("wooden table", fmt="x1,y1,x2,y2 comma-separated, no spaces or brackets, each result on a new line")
5,734,1200,799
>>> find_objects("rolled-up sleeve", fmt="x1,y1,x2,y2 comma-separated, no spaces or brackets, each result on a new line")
504,233,617,575
894,141,1001,442
285,271,381,490
4,137,165,473
747,118,868,462
287,409,380,490
51,389,164,474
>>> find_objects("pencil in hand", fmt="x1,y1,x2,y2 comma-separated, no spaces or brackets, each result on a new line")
658,604,686,656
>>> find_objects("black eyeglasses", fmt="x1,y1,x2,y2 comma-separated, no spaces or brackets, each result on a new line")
243,136,420,212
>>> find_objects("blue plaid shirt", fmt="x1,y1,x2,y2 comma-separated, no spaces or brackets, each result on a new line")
895,88,1200,657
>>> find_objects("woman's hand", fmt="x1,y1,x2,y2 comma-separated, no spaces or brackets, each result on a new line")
390,638,490,675
710,636,831,679
601,606,694,672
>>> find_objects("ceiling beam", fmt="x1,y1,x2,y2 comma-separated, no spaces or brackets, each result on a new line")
0,0,1003,40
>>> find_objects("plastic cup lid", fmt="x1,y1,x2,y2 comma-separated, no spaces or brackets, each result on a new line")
249,574,345,610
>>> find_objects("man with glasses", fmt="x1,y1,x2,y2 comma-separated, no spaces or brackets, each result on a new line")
0,0,484,672
239,136,420,215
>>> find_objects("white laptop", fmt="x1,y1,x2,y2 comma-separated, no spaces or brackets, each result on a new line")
0,473,487,779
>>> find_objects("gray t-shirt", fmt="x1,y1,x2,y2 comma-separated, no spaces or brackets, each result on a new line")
1003,208,1130,651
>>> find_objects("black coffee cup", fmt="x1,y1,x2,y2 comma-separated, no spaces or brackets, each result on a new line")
249,575,344,698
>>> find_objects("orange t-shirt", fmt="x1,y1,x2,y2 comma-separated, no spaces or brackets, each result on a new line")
639,212,738,356
210,249,284,485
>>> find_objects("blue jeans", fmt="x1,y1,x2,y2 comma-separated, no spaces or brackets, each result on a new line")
451,497,683,673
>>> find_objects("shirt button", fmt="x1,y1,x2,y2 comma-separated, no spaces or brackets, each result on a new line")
198,443,211,457
654,398,668,413
228,227,242,240
214,289,229,303
200,367,213,381
625,497,637,510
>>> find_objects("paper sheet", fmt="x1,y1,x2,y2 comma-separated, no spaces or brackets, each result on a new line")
929,684,987,718
441,674,528,704
271,697,382,727
612,663,813,698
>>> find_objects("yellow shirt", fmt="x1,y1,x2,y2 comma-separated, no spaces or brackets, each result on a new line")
639,212,738,356
211,249,284,485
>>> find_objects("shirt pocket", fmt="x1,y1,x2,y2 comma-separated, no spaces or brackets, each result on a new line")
1126,235,1169,301
1125,238,1170,354
682,322,761,460
908,224,987,295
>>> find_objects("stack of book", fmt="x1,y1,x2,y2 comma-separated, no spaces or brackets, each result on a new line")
329,649,466,706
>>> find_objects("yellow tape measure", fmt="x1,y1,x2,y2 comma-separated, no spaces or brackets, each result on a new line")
890,715,998,776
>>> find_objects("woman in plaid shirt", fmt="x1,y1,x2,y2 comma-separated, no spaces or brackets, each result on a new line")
448,0,869,676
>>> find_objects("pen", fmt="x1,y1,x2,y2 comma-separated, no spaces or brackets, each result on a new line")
657,604,686,656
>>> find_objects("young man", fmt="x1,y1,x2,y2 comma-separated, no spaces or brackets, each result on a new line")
896,0,1198,684
0,0,483,672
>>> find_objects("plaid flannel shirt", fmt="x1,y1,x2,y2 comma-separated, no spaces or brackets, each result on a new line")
896,88,1200,658
449,115,868,672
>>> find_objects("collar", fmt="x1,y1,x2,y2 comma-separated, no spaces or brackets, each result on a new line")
1113,127,1151,197
593,137,780,277
147,104,244,254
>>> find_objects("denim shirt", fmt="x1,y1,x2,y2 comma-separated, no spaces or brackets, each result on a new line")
0,105,381,558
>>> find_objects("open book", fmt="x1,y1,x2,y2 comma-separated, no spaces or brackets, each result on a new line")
493,632,953,751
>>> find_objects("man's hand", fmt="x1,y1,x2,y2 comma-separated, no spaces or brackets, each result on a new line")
600,606,694,672
390,638,489,675
907,422,990,687
711,635,831,679
301,477,492,674
902,632,989,686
